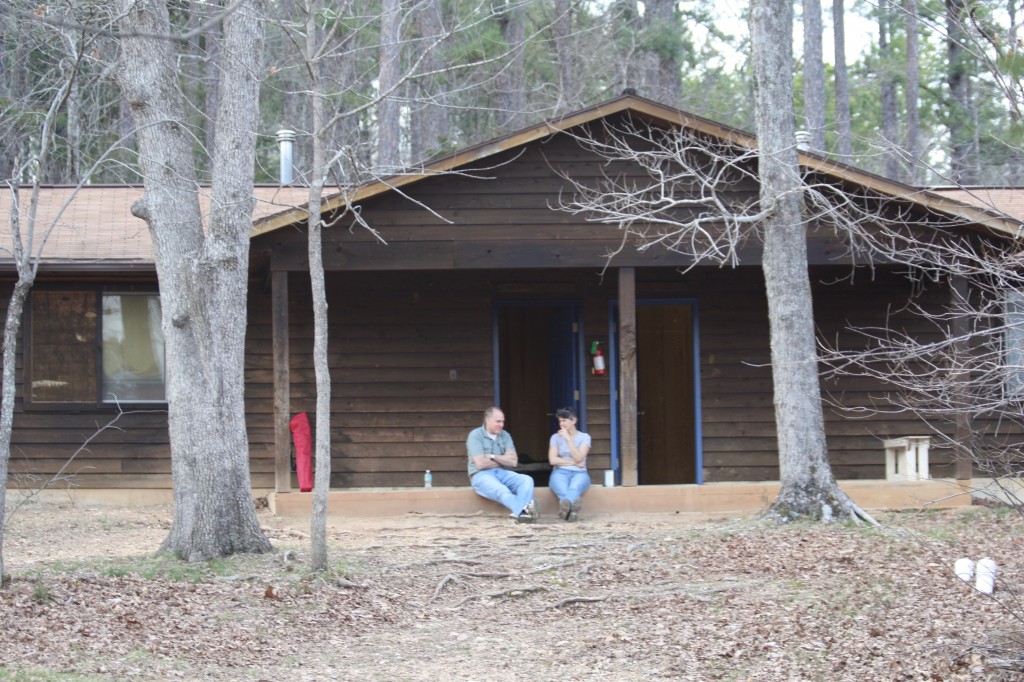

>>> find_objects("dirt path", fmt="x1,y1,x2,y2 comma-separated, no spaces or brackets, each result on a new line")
2,501,1022,680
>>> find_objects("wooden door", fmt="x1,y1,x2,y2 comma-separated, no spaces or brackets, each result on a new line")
498,305,579,467
636,303,697,484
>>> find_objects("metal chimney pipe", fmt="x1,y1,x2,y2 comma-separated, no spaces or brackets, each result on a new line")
795,130,812,152
276,129,296,184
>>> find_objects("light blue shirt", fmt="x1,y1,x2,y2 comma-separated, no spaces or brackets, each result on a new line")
550,431,591,473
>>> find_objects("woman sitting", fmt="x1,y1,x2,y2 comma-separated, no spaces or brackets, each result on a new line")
547,407,592,522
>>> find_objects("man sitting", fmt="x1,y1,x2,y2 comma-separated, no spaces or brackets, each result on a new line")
466,406,539,523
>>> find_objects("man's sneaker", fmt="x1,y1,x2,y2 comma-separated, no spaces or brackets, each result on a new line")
525,500,539,521
558,498,571,521
567,500,582,522
514,510,536,524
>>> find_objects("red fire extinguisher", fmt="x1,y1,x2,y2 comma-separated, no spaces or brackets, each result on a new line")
591,341,606,375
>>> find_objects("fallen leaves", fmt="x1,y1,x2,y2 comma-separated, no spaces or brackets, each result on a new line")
2,505,1023,680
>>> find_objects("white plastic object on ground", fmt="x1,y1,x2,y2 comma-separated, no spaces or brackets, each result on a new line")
954,557,974,582
975,557,997,594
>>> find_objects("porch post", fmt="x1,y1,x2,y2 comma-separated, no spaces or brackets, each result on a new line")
618,267,639,486
273,270,292,493
950,275,974,482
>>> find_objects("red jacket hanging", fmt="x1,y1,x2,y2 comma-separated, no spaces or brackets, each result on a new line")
289,412,313,492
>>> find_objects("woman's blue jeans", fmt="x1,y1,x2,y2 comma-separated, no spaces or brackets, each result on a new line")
549,467,591,504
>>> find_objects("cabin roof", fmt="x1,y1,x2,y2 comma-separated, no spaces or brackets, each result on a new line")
2,95,1022,269
0,185,311,265
928,187,1024,223
251,93,1024,240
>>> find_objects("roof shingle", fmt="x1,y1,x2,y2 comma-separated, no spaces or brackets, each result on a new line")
0,185,312,263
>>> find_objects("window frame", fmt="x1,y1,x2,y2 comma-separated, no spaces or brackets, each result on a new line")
24,285,166,411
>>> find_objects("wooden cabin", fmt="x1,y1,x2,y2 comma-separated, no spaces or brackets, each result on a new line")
3,95,1022,511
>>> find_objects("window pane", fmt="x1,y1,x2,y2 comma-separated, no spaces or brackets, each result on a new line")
1006,291,1024,398
29,291,98,403
102,294,165,403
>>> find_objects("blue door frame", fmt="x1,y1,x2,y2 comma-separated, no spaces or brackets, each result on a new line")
608,298,703,484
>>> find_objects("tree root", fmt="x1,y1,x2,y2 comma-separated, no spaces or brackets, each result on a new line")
432,574,469,601
767,484,881,526
525,555,597,574
430,571,513,601
397,557,483,570
539,596,607,610
448,585,549,609
849,501,880,526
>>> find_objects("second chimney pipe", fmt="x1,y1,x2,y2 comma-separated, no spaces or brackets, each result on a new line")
277,129,296,184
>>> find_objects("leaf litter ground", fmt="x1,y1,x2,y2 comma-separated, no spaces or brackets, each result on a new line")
2,501,1023,681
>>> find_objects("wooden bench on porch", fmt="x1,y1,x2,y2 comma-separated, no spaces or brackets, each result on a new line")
884,436,931,481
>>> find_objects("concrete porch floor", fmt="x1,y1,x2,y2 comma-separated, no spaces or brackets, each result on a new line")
268,478,971,519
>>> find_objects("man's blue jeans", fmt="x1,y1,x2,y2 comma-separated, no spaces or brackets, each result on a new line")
549,467,591,504
471,468,534,515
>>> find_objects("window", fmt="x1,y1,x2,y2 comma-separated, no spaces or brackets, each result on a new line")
1005,290,1024,398
28,291,165,406
101,294,165,402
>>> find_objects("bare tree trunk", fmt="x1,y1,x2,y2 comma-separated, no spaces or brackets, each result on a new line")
946,0,977,184
610,0,642,96
304,0,332,573
65,78,82,183
0,15,31,182
1008,1,1024,184
553,0,574,113
879,0,902,180
115,0,272,561
377,0,403,169
496,0,525,131
200,3,220,169
0,183,34,584
801,0,826,151
1,45,89,581
903,0,922,183
646,0,681,105
409,0,450,161
0,274,31,585
750,0,862,522
832,0,853,162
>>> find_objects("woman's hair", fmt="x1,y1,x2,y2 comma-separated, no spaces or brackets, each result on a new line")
555,407,577,420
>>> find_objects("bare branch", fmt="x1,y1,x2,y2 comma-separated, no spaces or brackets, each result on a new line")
552,117,769,273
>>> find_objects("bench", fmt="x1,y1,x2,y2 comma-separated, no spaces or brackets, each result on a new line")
883,436,931,480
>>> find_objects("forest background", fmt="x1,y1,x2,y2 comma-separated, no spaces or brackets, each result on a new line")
2,0,1017,192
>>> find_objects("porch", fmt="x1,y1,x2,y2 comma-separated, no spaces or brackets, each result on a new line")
267,478,972,519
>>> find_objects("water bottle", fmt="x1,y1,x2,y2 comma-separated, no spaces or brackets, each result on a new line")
424,469,432,490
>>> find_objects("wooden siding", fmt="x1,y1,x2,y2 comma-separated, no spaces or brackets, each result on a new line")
246,270,619,489
236,264,992,490
635,266,962,481
258,131,868,274
0,277,170,489
5,263,1015,490
3,276,278,491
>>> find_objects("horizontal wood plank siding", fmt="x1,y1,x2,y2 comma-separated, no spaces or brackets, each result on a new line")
637,266,989,481
7,113,1019,494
